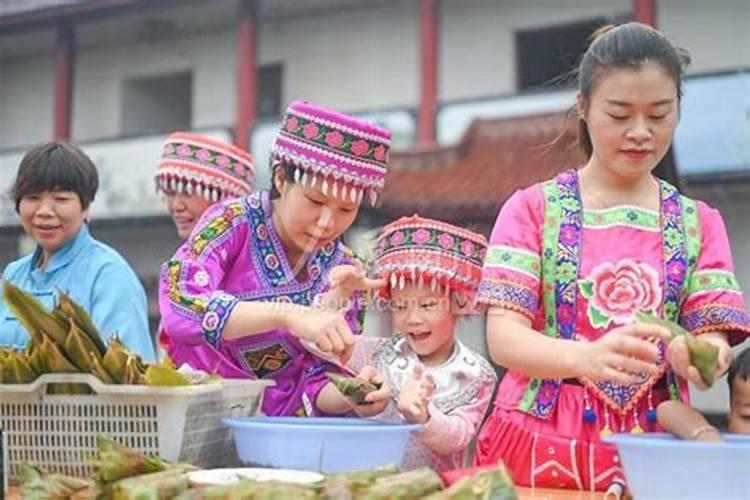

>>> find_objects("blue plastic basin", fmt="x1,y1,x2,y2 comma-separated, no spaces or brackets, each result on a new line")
605,433,750,499
223,417,421,473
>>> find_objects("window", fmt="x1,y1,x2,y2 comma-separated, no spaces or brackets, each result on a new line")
516,18,606,91
121,71,192,135
258,63,283,118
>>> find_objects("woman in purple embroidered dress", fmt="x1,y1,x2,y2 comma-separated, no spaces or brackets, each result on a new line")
153,132,255,359
474,23,750,492
159,101,391,417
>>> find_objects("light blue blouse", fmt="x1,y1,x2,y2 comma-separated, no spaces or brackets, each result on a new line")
0,225,156,362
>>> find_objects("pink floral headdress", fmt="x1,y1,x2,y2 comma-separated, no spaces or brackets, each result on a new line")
156,132,254,202
373,215,488,301
271,100,391,206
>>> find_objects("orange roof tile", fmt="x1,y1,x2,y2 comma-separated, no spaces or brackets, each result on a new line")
373,112,585,233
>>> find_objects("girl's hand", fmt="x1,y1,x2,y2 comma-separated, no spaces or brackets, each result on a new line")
397,365,435,424
324,262,385,307
668,332,731,390
285,308,354,357
351,365,390,417
575,323,670,384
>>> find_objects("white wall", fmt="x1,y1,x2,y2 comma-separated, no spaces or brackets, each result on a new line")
72,0,421,141
0,0,747,150
264,1,419,111
0,54,54,148
72,29,235,141
0,1,419,149
659,0,750,75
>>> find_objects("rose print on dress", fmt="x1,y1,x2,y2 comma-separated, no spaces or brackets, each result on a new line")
580,259,662,328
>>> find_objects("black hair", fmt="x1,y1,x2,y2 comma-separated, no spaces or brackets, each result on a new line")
11,142,99,211
269,160,298,199
576,22,691,158
728,347,750,401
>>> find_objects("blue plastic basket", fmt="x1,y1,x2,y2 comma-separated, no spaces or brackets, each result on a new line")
605,433,750,499
223,417,421,473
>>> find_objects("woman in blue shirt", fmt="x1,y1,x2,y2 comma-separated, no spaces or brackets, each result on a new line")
1,142,156,362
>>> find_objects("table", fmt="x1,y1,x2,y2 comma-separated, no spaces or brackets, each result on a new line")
8,486,606,499
518,487,605,499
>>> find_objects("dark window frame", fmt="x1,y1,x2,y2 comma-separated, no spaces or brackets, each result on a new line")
515,17,607,91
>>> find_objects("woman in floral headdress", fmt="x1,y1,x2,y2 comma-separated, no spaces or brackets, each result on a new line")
154,132,254,357
159,101,391,416
155,132,255,240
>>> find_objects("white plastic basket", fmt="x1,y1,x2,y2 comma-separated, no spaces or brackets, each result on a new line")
0,373,272,481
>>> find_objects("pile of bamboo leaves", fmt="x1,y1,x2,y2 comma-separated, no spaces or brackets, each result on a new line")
20,435,518,499
1,280,190,389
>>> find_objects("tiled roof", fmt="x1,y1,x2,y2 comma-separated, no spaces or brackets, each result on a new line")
375,112,585,233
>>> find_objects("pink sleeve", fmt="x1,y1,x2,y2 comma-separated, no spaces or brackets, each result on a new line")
680,202,750,345
478,185,544,319
347,336,384,373
419,377,495,456
158,201,247,347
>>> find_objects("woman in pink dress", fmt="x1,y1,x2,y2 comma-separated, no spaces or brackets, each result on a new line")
159,101,391,416
474,23,750,492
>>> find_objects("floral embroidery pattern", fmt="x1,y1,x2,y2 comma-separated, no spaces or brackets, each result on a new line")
201,293,239,347
519,172,693,419
165,260,208,319
377,225,485,264
478,278,539,318
682,305,750,335
685,270,741,296
282,112,389,165
190,202,246,257
162,140,253,185
580,259,662,328
583,207,660,230
242,191,346,306
483,245,542,279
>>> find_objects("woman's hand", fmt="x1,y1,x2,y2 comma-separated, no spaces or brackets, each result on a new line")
397,365,435,424
351,365,390,418
668,332,731,390
574,323,670,385
285,307,354,358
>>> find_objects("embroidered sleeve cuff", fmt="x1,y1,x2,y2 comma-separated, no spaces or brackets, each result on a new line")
477,279,539,319
200,292,240,348
681,304,750,346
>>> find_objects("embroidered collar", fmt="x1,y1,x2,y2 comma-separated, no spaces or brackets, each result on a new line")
242,190,341,304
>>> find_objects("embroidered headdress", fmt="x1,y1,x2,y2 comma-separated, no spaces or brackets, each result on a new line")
270,100,391,206
156,132,254,202
373,215,487,301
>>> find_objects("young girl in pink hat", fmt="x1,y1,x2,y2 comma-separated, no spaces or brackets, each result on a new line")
347,215,497,471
